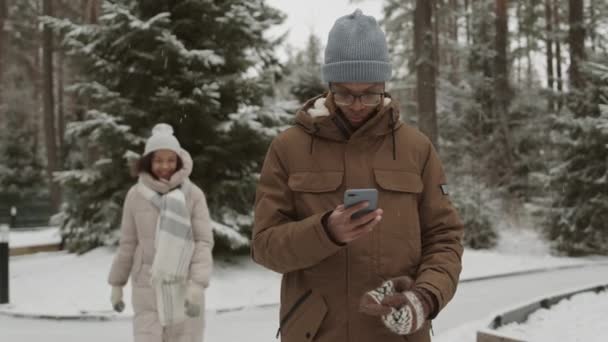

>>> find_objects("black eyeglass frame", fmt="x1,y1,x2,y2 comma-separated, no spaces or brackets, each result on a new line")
329,87,386,107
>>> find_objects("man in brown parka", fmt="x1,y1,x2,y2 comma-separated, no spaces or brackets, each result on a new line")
252,9,464,342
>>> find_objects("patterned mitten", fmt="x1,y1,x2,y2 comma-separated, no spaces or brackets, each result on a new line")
360,276,430,335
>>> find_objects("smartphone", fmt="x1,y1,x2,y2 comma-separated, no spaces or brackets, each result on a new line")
344,188,378,220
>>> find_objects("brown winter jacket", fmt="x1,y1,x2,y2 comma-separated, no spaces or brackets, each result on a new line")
252,93,464,342
108,150,214,342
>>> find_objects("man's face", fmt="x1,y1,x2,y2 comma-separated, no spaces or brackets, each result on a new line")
331,82,385,128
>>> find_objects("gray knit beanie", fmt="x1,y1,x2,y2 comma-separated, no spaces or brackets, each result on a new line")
322,9,392,83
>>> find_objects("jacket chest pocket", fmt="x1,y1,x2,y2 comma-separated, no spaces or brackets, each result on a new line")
373,169,423,277
288,171,343,219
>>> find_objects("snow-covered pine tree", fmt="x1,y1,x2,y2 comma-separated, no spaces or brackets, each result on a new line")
0,108,46,202
285,33,326,103
45,0,285,253
382,0,501,248
546,58,608,256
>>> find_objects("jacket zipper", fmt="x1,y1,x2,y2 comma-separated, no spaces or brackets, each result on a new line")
276,289,313,338
331,115,352,140
346,247,351,341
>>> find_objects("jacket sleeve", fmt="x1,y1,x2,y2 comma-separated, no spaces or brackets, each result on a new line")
189,189,214,288
251,140,344,274
108,188,137,287
415,142,464,318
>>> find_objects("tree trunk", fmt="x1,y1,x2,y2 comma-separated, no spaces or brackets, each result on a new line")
464,0,471,44
526,33,533,88
415,0,439,150
449,0,459,84
42,0,60,211
57,50,65,165
0,0,6,102
473,0,494,127
545,0,555,111
524,1,536,88
515,1,522,85
554,0,563,103
588,0,595,52
83,0,101,24
494,0,514,182
568,0,585,91
433,0,441,74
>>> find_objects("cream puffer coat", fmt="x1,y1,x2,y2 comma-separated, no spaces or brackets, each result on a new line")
108,149,214,342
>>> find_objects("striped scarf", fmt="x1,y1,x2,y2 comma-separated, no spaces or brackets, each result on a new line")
137,181,194,326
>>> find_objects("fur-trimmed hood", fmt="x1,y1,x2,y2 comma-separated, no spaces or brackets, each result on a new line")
294,92,402,142
138,148,194,194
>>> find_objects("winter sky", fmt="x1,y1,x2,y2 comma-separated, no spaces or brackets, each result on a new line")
265,0,383,61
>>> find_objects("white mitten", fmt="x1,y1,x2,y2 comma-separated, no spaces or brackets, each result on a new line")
110,286,125,313
184,283,204,317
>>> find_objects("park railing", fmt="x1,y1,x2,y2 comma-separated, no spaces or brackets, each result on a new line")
477,283,608,342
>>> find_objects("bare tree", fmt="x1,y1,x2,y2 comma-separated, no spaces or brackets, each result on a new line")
433,0,442,74
414,0,439,149
554,0,563,106
0,0,7,103
494,0,514,180
42,0,60,210
568,0,585,90
588,0,596,52
545,0,555,110
464,0,471,44
54,0,84,165
83,0,101,24
515,1,522,84
57,50,64,161
449,0,459,84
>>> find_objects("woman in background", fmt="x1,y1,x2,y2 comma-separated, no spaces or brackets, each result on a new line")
108,123,214,342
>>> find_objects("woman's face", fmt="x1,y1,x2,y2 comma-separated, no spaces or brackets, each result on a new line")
151,149,179,180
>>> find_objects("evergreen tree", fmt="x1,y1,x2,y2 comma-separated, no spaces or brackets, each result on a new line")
281,33,325,103
46,0,285,253
0,108,45,201
382,0,501,247
546,58,608,256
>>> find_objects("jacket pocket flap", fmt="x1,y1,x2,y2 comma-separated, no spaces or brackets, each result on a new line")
281,291,328,341
288,171,343,193
374,169,423,193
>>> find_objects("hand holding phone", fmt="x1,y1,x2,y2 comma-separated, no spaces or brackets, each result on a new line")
344,189,378,219
324,189,382,244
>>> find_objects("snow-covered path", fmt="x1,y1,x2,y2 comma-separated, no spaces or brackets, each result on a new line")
433,263,608,340
2,263,607,342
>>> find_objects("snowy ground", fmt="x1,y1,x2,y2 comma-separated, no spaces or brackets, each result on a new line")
0,247,281,317
2,264,607,342
494,289,608,342
0,225,597,318
1,225,607,342
433,274,608,342
7,226,61,248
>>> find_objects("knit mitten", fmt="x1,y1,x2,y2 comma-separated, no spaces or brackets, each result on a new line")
360,276,430,335
110,286,125,313
184,283,204,318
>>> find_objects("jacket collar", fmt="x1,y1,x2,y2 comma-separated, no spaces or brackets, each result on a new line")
295,92,402,142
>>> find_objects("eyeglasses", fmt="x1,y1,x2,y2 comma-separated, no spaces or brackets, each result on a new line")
331,89,385,107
